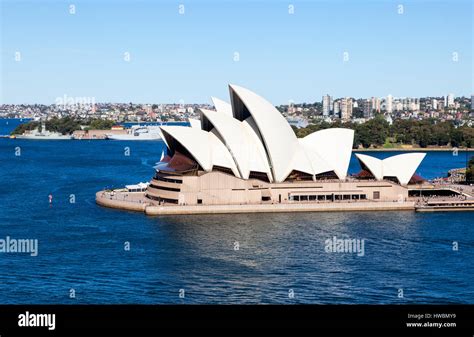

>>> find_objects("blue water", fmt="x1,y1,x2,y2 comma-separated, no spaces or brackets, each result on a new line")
0,118,31,136
0,120,473,304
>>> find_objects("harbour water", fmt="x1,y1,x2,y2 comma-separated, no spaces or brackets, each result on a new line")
0,119,473,304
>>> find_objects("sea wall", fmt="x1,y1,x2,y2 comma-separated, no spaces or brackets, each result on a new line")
144,201,415,216
96,190,416,215
95,191,147,212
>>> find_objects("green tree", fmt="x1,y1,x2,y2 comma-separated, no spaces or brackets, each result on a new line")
466,158,474,182
11,121,40,135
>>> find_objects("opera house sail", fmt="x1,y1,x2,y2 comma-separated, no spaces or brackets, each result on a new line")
96,85,427,215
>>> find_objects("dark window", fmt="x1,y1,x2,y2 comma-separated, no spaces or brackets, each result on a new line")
197,199,202,204
383,176,400,184
285,170,314,181
154,174,182,184
149,184,180,192
373,191,380,199
145,194,178,204
213,165,235,176
309,195,316,201
315,171,339,180
249,171,270,182
145,194,159,201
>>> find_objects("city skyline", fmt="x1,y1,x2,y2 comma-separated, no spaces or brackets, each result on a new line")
1,0,473,104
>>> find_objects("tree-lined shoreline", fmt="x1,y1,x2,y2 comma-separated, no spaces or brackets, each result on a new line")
9,116,474,151
292,115,473,149
10,117,115,136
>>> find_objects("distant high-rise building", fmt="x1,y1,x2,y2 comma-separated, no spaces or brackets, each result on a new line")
395,101,403,112
287,104,296,114
363,99,372,118
333,100,340,116
386,95,393,113
371,97,381,114
144,104,152,114
340,97,353,121
405,98,419,111
447,93,454,107
401,98,408,111
322,94,332,116
471,94,474,110
432,99,438,110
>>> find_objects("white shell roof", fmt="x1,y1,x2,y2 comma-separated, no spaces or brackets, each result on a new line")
158,84,420,186
159,125,240,178
200,108,272,181
229,84,300,182
298,140,335,176
300,128,355,179
211,97,233,116
355,153,384,179
355,153,426,185
242,117,273,181
383,153,426,185
188,118,201,129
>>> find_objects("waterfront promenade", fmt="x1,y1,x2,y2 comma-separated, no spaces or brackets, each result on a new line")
96,182,474,215
96,190,416,215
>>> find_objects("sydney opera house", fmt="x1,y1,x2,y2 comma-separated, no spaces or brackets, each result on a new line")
131,84,426,212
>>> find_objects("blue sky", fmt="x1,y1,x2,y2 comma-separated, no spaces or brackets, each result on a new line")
1,0,472,104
